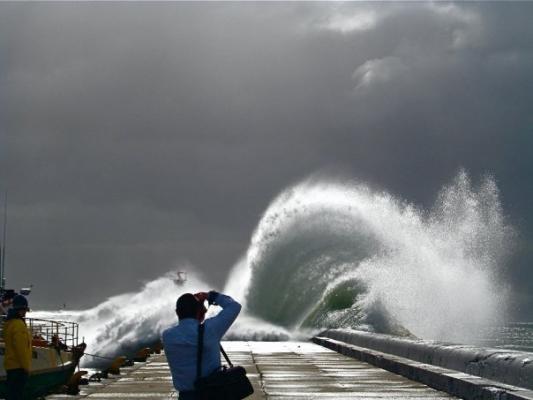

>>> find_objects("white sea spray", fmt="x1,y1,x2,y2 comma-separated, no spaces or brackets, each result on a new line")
33,170,514,363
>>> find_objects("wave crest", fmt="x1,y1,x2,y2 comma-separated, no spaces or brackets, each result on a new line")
231,170,513,342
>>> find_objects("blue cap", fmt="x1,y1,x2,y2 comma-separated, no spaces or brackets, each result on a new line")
12,295,29,310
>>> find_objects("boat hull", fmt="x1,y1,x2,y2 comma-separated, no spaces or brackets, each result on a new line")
0,344,77,399
0,363,76,399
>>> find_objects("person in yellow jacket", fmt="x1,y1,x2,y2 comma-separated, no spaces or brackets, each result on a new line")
3,295,31,400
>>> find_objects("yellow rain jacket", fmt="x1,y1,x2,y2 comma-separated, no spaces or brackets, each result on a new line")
3,317,32,371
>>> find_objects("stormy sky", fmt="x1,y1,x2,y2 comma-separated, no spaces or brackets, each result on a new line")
1,2,532,315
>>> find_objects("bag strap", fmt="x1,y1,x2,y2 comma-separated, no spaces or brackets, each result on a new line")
197,303,234,373
196,323,204,380
219,345,233,368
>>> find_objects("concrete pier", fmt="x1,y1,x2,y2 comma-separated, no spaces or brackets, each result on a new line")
313,334,533,400
47,342,456,399
316,329,533,390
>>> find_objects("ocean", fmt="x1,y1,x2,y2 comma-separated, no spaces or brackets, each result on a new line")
473,322,533,352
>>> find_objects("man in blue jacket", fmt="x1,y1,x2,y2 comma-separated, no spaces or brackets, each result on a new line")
162,291,241,400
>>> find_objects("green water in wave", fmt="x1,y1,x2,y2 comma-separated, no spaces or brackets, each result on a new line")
302,280,363,328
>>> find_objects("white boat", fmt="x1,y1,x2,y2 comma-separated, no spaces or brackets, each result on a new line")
0,316,86,398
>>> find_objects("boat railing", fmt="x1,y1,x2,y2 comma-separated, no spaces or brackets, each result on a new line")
0,317,80,349
27,318,80,348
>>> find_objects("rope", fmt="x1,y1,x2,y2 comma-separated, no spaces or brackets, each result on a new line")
83,352,116,361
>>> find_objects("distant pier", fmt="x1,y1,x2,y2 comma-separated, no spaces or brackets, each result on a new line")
47,341,459,399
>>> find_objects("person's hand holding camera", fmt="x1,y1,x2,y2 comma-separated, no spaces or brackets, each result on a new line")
194,292,208,303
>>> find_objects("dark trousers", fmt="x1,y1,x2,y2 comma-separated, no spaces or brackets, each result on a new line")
179,390,196,400
6,369,28,400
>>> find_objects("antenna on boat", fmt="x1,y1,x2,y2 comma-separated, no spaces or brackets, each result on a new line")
1,191,7,291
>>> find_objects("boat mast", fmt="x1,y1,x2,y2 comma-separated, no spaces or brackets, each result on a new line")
1,192,7,291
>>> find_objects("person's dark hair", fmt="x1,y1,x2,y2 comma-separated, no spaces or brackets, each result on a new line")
176,293,200,320
12,294,29,310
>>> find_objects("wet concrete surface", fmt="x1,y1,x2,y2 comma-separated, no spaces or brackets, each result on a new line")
46,342,457,399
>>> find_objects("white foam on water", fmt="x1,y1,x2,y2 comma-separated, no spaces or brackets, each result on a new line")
31,170,515,362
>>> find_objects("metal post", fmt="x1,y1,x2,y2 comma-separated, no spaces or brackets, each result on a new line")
1,192,7,290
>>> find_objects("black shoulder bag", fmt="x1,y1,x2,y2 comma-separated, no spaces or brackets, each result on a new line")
194,323,254,400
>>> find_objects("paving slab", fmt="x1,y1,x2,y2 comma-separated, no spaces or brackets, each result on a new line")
46,342,457,399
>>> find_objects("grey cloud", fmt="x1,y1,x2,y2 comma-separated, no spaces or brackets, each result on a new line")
1,3,532,315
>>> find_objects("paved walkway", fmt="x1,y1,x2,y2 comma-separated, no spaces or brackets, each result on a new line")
47,342,458,399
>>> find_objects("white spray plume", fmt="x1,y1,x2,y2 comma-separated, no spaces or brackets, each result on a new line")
238,170,513,342
33,271,210,364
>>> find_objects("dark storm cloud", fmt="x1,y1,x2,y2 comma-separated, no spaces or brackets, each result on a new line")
1,3,532,313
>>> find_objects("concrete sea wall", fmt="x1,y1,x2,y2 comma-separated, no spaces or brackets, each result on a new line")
316,329,533,390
